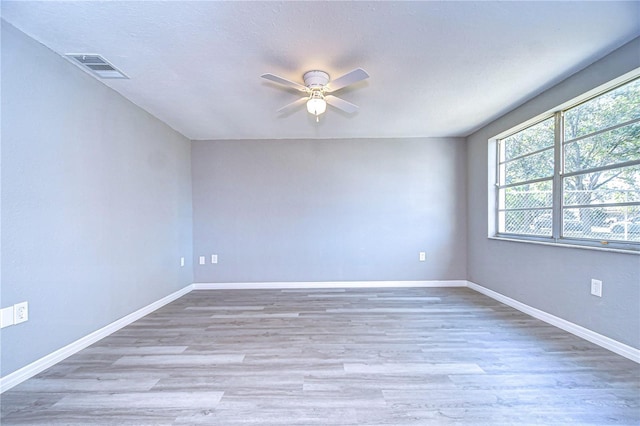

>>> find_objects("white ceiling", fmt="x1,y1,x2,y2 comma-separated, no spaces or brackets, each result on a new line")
2,1,639,140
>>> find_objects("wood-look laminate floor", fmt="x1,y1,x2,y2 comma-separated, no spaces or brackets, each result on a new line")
1,288,639,425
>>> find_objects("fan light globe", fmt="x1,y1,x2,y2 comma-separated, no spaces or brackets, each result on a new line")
307,96,326,116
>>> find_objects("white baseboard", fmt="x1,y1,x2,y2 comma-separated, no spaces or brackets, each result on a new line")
466,281,640,363
0,284,194,393
193,280,468,290
3,279,637,393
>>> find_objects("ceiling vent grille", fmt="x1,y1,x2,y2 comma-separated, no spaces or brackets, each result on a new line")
65,54,128,79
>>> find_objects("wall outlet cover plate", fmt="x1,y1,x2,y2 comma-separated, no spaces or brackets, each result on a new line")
14,301,29,324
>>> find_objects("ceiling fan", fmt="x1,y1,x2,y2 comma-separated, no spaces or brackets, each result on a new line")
261,68,369,121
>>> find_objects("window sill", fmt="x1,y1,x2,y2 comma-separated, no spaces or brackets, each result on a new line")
489,235,640,255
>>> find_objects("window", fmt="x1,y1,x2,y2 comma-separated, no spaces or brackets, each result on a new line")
495,76,640,251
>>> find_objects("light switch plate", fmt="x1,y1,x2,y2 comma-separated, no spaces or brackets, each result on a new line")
0,306,15,328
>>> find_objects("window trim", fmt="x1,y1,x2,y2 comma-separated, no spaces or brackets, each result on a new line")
490,69,640,254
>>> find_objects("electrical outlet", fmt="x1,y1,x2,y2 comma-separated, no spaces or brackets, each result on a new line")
14,302,28,324
199,256,205,265
419,252,426,262
211,254,218,264
591,279,602,297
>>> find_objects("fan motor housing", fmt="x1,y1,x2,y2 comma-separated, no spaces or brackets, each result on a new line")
303,70,329,89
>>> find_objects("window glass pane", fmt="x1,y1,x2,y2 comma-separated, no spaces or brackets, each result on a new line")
564,78,640,141
503,117,554,159
500,209,552,236
609,205,640,242
564,121,640,173
559,208,586,236
563,206,640,243
504,148,554,185
502,180,552,210
564,165,640,206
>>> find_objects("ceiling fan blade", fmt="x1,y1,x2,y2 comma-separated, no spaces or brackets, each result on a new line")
277,96,308,113
326,68,369,92
325,95,359,114
261,73,309,92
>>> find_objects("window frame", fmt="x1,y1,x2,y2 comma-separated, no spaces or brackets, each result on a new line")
492,72,640,253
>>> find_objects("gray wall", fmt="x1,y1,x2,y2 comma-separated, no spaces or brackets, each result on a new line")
192,138,467,283
467,37,640,348
1,22,193,376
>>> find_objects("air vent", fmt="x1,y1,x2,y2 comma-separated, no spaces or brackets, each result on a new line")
65,54,128,79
